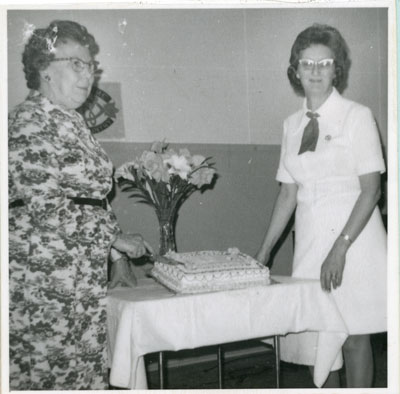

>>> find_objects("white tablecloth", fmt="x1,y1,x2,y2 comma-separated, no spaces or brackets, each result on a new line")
107,275,348,389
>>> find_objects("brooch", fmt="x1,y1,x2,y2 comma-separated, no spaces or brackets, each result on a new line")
325,135,332,141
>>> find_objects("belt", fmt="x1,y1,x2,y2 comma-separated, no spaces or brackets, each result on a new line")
68,196,108,209
9,197,108,210
9,199,25,209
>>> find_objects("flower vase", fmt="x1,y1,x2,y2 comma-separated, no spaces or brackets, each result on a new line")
157,212,177,256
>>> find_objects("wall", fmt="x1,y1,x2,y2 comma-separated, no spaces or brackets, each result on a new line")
104,142,293,274
7,8,388,274
8,8,388,147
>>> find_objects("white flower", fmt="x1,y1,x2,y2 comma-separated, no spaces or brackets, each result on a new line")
164,155,191,180
178,148,191,159
114,163,136,182
191,154,206,167
189,167,216,187
150,140,168,154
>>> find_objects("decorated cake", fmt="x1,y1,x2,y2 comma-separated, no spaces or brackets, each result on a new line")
151,248,270,294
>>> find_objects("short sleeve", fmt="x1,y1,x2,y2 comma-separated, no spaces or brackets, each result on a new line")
8,108,61,202
348,106,385,175
276,120,296,183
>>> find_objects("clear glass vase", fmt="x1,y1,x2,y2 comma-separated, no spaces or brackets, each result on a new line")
158,212,177,256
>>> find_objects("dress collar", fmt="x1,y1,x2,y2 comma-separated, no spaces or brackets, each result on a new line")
28,89,79,116
302,87,341,117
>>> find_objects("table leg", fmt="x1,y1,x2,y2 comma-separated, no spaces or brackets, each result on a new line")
217,345,223,389
273,335,280,388
159,351,165,389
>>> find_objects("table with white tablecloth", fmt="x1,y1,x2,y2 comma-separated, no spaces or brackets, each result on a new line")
107,275,348,389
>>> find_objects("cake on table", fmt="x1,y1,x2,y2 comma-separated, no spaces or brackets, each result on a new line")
151,247,270,294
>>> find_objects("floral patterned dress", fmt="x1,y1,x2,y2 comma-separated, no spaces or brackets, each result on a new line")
8,90,121,390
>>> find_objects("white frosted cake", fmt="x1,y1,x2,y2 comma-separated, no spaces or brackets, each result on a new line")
151,248,270,294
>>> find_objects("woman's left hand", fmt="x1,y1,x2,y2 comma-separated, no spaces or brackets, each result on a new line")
320,241,348,292
113,233,154,259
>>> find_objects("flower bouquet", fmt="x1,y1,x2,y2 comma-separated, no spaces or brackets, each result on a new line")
114,141,217,255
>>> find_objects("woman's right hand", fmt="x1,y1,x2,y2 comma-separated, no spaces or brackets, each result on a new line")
113,233,154,259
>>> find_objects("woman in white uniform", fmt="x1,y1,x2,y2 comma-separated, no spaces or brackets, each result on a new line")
256,24,386,388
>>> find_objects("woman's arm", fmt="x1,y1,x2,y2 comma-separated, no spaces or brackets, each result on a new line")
320,171,382,292
256,182,298,264
112,233,154,258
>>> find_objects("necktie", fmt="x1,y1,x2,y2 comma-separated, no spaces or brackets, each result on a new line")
298,111,320,155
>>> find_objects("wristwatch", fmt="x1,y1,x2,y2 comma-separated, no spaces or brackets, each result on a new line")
340,233,353,244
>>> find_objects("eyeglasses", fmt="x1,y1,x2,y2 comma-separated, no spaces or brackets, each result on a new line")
298,58,335,71
50,57,98,74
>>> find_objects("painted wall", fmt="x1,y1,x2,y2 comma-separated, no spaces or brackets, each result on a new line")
104,142,293,274
7,8,388,275
8,8,388,147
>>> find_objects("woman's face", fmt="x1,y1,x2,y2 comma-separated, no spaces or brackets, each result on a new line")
43,39,95,109
296,44,336,100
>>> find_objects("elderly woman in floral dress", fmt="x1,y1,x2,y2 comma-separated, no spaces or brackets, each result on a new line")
8,20,153,390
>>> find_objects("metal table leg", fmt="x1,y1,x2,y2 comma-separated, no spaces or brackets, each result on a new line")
159,351,165,389
273,335,280,388
217,345,223,388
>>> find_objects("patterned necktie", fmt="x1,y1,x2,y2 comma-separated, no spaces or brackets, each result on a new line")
298,111,320,155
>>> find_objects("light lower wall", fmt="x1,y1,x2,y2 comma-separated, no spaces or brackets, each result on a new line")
103,141,294,275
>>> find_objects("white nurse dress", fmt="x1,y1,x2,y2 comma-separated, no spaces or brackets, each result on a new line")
276,88,387,369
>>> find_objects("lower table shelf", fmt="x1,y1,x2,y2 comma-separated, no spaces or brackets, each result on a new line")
145,336,281,389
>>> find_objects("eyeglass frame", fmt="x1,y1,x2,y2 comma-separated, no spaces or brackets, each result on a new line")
49,57,99,74
298,58,335,71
